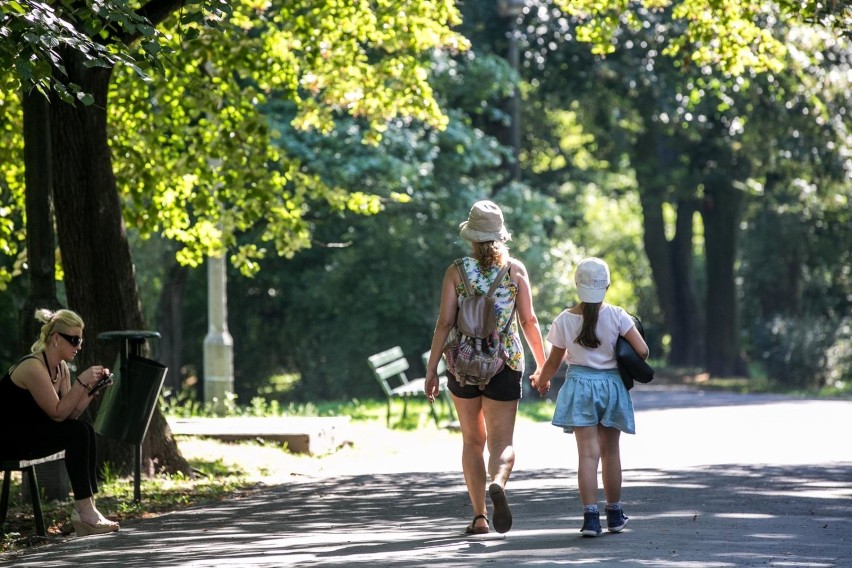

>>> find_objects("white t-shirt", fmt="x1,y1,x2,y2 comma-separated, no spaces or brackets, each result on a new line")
546,304,635,369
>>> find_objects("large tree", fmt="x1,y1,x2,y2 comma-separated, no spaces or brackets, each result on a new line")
521,0,849,374
1,0,465,473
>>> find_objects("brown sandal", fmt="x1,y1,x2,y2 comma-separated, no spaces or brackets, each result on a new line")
465,513,489,535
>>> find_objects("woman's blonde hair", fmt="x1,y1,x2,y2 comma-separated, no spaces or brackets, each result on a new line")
471,240,510,269
31,308,85,352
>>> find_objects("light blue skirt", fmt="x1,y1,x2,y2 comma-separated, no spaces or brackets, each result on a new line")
551,365,636,434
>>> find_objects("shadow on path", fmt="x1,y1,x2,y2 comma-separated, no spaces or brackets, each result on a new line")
629,385,807,411
5,462,850,567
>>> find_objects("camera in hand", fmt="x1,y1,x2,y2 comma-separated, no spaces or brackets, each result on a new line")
88,373,115,397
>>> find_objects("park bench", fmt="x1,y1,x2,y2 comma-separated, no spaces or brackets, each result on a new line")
368,346,455,428
1,451,66,536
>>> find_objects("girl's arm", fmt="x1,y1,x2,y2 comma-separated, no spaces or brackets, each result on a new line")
531,345,566,390
623,326,650,359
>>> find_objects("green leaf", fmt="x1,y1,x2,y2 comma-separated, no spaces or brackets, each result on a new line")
76,91,95,105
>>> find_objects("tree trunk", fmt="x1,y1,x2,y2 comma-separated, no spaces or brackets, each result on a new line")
669,199,703,365
48,48,189,475
19,90,62,354
638,191,677,329
19,89,71,501
702,177,749,377
157,260,188,395
633,116,703,367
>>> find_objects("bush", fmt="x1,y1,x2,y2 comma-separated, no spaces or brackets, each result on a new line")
751,315,851,390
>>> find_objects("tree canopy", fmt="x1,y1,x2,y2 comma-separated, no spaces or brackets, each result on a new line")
0,0,849,411
0,0,468,285
0,0,469,471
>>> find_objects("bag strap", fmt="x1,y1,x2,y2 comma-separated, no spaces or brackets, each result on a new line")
454,259,515,335
454,258,512,300
454,258,474,297
485,262,511,299
498,260,517,333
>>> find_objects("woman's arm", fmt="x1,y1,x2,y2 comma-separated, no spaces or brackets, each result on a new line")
56,360,87,419
511,260,546,369
531,345,566,390
56,360,71,398
424,264,460,402
15,360,101,421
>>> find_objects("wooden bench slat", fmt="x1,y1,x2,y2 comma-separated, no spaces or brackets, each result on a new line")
368,346,454,428
367,346,405,369
1,451,66,469
372,358,409,380
1,450,66,537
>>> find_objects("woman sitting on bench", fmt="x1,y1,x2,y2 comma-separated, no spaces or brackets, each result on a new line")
0,308,119,536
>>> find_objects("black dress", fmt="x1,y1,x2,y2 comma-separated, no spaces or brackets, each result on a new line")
0,355,100,500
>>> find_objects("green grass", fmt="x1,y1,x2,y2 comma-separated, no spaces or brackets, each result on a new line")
518,398,556,422
0,456,258,554
162,388,391,421
162,389,457,430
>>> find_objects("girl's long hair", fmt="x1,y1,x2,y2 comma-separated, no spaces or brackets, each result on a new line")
574,302,602,348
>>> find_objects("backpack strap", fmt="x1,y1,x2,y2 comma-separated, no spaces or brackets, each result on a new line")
454,259,512,299
454,259,515,335
485,262,511,299
496,260,516,334
454,258,475,297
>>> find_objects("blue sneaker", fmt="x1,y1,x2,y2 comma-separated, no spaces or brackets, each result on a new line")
581,511,602,537
606,507,628,533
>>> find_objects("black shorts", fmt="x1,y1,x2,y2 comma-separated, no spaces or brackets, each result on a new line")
447,365,523,401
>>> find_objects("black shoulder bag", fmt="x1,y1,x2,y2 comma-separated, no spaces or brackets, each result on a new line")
616,314,654,390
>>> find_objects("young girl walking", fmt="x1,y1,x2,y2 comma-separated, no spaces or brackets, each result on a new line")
532,257,649,536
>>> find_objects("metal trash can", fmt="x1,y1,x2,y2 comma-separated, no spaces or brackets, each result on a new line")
94,355,168,446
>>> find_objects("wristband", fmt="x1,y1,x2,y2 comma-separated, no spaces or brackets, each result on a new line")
75,377,90,391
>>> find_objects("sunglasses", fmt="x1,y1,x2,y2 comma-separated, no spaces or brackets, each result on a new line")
57,332,83,347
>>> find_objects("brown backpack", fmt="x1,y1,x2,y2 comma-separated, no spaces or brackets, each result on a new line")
443,259,514,390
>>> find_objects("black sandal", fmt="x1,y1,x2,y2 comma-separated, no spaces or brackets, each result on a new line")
465,513,489,535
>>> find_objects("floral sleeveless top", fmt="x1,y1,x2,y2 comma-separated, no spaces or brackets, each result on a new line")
455,257,524,372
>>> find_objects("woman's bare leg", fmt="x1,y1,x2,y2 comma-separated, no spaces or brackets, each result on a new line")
481,397,518,487
453,395,488,530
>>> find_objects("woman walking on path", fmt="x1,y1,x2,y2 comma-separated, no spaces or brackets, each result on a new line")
532,257,649,537
424,200,546,535
0,308,120,536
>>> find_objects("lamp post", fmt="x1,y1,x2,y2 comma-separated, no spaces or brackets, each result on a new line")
203,252,234,414
202,164,235,414
497,0,525,181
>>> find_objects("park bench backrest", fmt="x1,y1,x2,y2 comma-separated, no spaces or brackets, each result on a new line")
367,346,411,397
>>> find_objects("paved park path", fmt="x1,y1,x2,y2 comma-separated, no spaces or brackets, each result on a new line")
2,386,850,567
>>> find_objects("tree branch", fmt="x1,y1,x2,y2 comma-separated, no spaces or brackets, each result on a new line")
138,0,187,29
119,0,186,45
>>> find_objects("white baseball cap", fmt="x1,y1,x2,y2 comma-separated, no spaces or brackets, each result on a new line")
575,257,610,303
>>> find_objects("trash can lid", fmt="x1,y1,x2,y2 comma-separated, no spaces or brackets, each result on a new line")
98,330,161,341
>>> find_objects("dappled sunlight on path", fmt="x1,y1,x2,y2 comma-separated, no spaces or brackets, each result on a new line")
3,391,851,567
5,463,850,567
